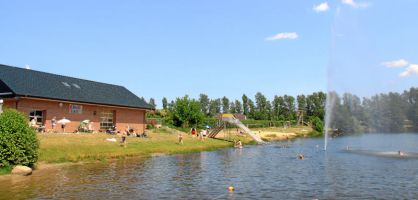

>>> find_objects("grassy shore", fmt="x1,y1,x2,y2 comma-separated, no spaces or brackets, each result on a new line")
1,126,314,175
36,127,244,164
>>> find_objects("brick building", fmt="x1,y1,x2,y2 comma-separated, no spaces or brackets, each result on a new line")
0,64,154,133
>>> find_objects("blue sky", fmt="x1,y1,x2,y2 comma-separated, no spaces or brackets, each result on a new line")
1,0,417,106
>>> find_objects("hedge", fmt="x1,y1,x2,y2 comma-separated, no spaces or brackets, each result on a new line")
0,109,39,168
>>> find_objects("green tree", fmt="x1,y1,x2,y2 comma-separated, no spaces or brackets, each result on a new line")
221,96,230,113
209,98,221,116
306,92,326,121
162,97,168,110
248,99,256,119
0,109,39,167
149,98,156,109
296,95,307,122
235,100,243,114
283,95,296,121
169,100,175,109
168,96,204,128
310,116,324,134
254,92,270,120
230,102,236,113
405,87,418,132
297,95,306,111
242,94,249,116
272,95,285,120
199,94,210,116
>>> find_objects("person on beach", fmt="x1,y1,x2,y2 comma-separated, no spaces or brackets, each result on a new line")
191,128,196,136
51,116,56,130
178,133,183,144
203,129,207,137
199,129,204,141
121,136,127,147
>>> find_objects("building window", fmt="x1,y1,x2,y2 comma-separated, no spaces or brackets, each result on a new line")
100,111,114,130
29,110,44,125
69,104,83,114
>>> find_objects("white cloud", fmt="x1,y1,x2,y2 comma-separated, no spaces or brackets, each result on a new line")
313,2,330,12
400,64,418,77
381,59,409,68
342,0,370,9
265,32,298,41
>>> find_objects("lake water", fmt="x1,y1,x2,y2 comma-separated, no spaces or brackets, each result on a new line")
1,133,418,199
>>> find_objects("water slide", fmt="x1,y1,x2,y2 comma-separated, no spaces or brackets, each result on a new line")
221,114,265,144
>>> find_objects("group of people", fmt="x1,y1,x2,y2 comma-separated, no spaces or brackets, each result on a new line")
177,127,209,145
177,127,244,149
125,127,147,138
190,128,208,140
29,117,44,132
30,116,70,133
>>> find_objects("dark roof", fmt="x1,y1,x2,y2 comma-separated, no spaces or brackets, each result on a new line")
0,64,154,110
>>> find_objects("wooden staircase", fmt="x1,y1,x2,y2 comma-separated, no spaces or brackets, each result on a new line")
207,124,224,138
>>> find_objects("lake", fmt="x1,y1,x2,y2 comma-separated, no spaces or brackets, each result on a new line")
1,133,418,199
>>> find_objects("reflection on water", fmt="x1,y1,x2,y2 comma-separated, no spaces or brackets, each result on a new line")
1,133,418,199
343,149,418,159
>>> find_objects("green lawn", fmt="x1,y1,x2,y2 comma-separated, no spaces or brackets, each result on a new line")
37,128,238,164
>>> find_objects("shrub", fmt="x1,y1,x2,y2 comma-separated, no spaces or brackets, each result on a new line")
146,124,154,129
168,96,204,128
310,116,324,134
0,109,39,168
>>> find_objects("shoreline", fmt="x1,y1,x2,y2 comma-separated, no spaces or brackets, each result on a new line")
1,129,236,178
1,126,314,177
0,141,235,180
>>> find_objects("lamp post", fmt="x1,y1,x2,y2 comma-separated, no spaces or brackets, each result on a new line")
0,99,3,114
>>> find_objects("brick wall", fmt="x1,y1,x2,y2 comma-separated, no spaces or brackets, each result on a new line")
2,97,147,133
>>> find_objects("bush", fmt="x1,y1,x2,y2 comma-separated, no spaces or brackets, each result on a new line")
0,109,39,168
168,96,204,128
310,116,324,134
146,124,154,129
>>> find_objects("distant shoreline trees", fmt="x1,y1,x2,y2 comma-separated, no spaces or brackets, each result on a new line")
158,91,326,131
155,87,417,134
328,87,418,133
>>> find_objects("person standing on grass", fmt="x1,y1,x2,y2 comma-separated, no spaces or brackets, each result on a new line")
121,135,127,147
199,129,204,141
178,132,183,144
191,128,196,137
51,116,57,130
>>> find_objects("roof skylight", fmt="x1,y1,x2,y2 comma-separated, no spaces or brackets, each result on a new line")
72,83,81,89
62,82,71,87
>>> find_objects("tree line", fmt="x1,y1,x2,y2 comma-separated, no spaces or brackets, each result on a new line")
148,87,417,134
148,91,326,131
328,87,418,134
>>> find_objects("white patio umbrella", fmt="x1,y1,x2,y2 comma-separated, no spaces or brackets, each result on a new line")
57,118,71,124
57,118,71,132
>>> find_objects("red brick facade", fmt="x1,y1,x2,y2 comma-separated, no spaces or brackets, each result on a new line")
3,97,147,133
